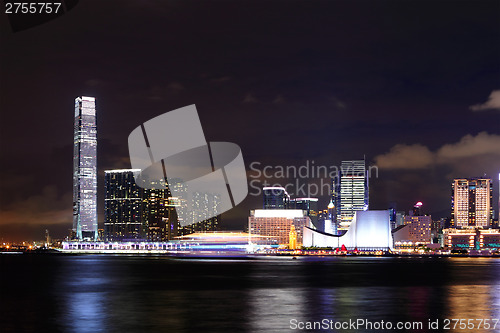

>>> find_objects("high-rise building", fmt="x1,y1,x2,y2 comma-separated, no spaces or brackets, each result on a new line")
104,170,143,241
142,184,178,241
263,186,290,209
337,159,369,230
451,178,493,228
73,96,98,240
290,197,319,227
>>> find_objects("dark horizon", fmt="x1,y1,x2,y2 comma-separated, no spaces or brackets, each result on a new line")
1,0,499,242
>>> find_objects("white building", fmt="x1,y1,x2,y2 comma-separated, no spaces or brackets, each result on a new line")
303,210,392,251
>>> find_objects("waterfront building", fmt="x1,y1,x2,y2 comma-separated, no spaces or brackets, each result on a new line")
451,178,493,228
337,159,369,230
104,170,143,241
73,96,98,240
249,209,310,247
303,210,392,251
142,186,178,241
443,228,500,249
263,186,290,209
392,214,432,247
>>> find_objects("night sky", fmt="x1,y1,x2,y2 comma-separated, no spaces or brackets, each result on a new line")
1,0,499,242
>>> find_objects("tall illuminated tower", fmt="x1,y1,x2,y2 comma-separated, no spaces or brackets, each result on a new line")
337,159,369,230
451,178,493,228
73,96,98,240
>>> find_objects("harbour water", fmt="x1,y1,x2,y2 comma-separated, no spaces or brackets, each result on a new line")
1,255,499,332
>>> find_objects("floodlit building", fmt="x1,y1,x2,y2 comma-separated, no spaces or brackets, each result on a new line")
443,228,500,249
303,210,392,251
337,159,369,230
73,96,98,240
249,209,310,247
451,178,493,228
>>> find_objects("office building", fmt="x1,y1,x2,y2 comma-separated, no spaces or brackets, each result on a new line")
73,96,98,240
263,186,290,209
451,178,493,228
290,197,319,228
337,159,369,229
142,185,178,241
249,209,310,246
104,170,143,241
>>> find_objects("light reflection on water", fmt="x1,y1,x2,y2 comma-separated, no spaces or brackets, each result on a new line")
1,255,499,333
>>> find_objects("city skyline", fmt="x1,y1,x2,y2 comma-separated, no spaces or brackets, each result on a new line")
1,0,499,241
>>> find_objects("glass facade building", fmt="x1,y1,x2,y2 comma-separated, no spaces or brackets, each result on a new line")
337,159,369,230
73,96,98,240
290,197,319,228
263,186,290,209
104,170,143,240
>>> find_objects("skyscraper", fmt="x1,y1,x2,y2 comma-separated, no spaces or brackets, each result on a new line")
263,186,290,209
73,96,98,240
104,169,143,241
290,197,319,227
142,181,178,241
337,159,369,230
451,178,493,228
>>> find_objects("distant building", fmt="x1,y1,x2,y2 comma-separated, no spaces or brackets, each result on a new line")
178,216,219,236
412,201,423,216
104,170,143,241
451,178,493,228
263,186,290,209
290,197,319,228
337,159,369,230
142,186,178,241
73,96,98,240
394,215,432,245
249,209,310,246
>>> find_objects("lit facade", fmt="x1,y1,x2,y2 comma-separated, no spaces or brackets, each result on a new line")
303,210,392,251
290,197,319,227
403,215,432,244
451,178,493,228
249,209,310,246
142,185,178,241
337,159,369,230
73,96,98,240
443,228,500,249
263,186,290,209
104,170,143,240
